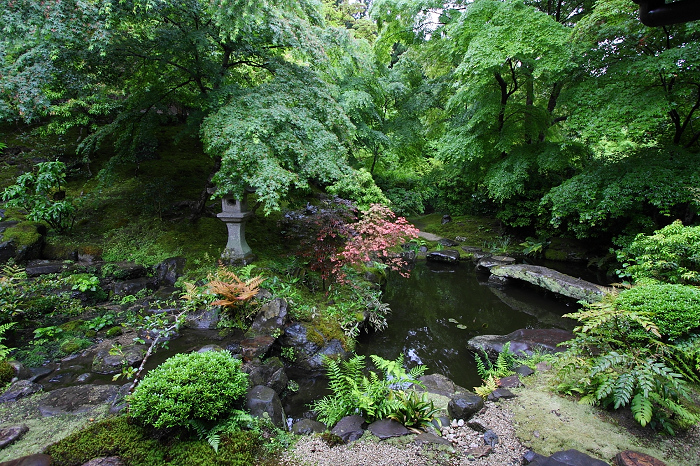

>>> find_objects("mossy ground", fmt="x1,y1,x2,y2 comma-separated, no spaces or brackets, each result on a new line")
511,370,700,466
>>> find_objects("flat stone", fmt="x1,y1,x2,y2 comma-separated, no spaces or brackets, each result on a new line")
551,449,609,466
367,419,411,439
438,238,459,247
0,425,28,449
484,429,499,447
490,264,612,303
524,450,568,465
487,388,516,401
25,260,69,277
331,415,365,443
614,450,667,466
415,373,467,397
514,365,535,377
292,419,326,435
413,432,452,446
0,380,42,403
466,445,493,459
476,255,516,272
0,453,52,466
38,384,119,416
426,250,460,264
109,277,157,297
81,458,125,466
499,375,523,388
468,328,575,360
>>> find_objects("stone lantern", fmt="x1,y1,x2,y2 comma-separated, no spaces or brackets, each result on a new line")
217,192,256,264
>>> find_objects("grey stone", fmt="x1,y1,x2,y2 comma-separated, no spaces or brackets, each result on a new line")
9,361,31,381
476,255,516,272
185,307,220,329
467,445,493,459
490,264,612,303
25,260,69,277
498,375,523,388
413,432,452,446
81,458,125,466
426,250,461,264
331,415,365,443
0,453,52,466
247,298,288,337
244,357,288,394
514,365,535,377
38,384,119,417
292,419,326,435
155,257,186,287
0,425,28,449
483,429,499,447
245,385,286,428
367,419,411,439
550,449,609,466
197,344,224,353
109,277,157,297
0,380,42,403
104,262,148,280
523,450,566,466
468,328,575,360
92,345,145,375
438,238,459,247
447,392,483,421
487,388,516,401
431,416,450,431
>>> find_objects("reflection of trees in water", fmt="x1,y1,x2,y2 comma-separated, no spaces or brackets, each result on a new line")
358,262,572,388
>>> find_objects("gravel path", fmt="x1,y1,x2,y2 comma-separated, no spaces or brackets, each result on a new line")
281,401,526,466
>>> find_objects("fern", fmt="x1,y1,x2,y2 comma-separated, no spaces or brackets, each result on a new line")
474,375,499,399
474,342,515,380
0,322,15,361
631,393,653,427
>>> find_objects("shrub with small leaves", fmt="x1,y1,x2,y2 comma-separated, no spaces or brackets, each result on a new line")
128,351,248,430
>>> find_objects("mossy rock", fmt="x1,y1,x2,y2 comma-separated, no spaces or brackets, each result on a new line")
105,326,123,338
3,222,43,247
59,337,92,356
59,320,85,333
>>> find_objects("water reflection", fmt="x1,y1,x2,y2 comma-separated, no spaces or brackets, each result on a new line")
356,261,577,389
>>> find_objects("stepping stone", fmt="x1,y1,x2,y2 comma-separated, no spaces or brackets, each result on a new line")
367,419,411,439
614,450,667,466
0,425,28,449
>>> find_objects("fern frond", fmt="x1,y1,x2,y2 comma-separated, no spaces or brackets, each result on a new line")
631,393,653,427
612,373,634,409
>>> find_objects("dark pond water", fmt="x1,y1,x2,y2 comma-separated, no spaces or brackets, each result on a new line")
355,260,579,390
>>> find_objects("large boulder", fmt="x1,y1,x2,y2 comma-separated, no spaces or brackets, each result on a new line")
279,323,349,371
331,415,366,443
0,221,44,264
490,264,611,303
245,385,286,428
38,384,119,417
468,328,574,360
246,298,288,338
155,257,186,287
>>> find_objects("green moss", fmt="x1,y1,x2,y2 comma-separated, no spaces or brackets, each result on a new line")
45,416,263,466
3,222,42,247
59,337,92,356
307,315,351,351
0,360,14,387
411,213,502,245
59,320,85,333
105,326,123,338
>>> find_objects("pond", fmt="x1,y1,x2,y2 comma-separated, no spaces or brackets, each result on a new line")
355,260,578,390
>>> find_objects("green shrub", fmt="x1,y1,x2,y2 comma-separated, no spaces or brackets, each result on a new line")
617,220,700,285
614,283,700,341
1,161,75,232
128,351,248,430
0,360,14,386
559,297,700,433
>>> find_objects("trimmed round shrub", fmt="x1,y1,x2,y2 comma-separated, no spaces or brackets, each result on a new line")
128,351,248,430
615,283,700,341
